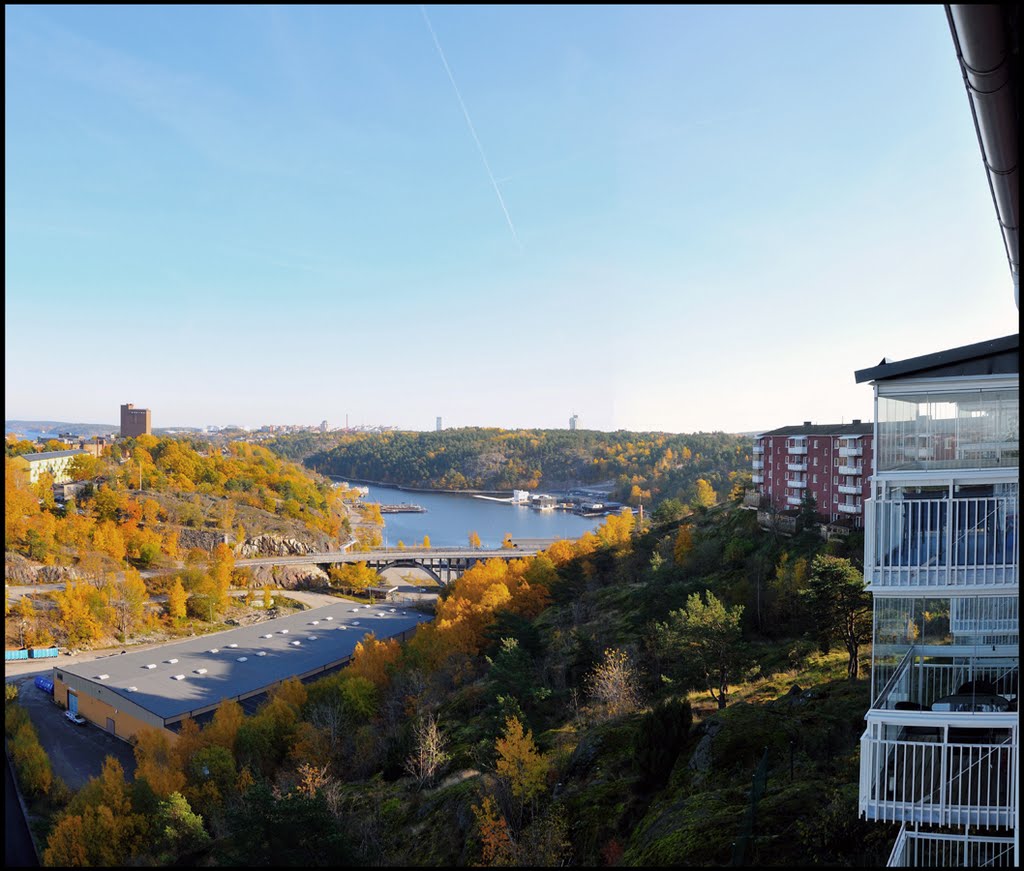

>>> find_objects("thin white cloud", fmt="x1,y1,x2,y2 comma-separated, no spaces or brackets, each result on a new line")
420,5,522,248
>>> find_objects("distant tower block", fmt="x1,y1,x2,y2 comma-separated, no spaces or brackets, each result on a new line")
436,416,443,432
320,420,328,433
120,403,152,438
569,413,579,431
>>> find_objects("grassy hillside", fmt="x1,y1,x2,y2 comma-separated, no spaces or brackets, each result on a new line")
22,496,894,867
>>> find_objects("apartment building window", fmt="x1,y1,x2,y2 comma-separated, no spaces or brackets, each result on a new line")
833,475,838,484
813,440,818,448
833,495,838,503
813,457,818,466
812,474,818,483
833,457,839,467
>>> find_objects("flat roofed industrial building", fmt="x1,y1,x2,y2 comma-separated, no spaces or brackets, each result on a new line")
52,604,431,741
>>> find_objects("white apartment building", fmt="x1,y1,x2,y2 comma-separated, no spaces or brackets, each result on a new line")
854,334,1018,867
10,449,89,484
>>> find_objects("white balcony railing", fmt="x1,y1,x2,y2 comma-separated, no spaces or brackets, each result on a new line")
753,444,764,454
839,484,862,495
787,479,807,489
787,444,808,456
838,464,863,476
752,460,764,470
859,711,1018,829
838,503,862,514
886,824,1015,867
840,445,863,457
787,462,807,472
752,474,764,484
865,494,1019,589
786,495,803,506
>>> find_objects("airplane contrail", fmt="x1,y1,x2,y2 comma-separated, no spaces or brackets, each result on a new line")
420,5,522,248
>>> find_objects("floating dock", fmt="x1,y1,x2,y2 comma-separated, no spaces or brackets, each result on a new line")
379,503,427,513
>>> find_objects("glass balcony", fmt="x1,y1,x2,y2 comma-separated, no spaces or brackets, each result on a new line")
753,444,764,454
752,460,764,470
786,495,803,506
864,491,1019,588
839,484,861,495
838,503,862,514
876,386,1018,473
859,648,1018,831
840,445,863,457
787,462,807,472
787,478,807,489
787,444,808,455
859,716,1017,829
752,474,763,484
839,464,863,476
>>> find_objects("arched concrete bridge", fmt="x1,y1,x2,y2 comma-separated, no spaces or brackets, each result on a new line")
235,542,560,584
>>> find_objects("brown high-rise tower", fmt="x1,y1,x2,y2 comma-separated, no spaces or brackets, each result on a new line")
120,403,152,438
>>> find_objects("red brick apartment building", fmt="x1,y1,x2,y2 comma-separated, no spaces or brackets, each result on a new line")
751,421,873,527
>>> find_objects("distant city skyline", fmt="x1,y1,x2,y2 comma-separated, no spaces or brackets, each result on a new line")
5,6,1015,434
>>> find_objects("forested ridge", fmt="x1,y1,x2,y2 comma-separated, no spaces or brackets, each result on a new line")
274,428,751,507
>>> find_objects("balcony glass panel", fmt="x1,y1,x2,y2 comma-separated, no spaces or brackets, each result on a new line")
874,595,1018,649
876,388,1018,472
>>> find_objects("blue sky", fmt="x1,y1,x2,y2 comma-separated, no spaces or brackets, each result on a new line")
5,5,1016,433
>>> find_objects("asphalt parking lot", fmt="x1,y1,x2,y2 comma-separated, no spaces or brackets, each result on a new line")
15,678,136,791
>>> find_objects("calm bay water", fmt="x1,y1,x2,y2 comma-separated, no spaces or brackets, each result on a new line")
358,484,601,549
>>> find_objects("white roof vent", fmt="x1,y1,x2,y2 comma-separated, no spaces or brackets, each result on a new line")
279,629,289,634
227,643,238,649
256,651,267,657
323,616,333,621
311,620,320,625
172,674,186,681
126,686,138,693
308,635,317,640
290,640,301,646
237,656,248,662
350,608,359,613
166,658,178,664
209,648,220,653
144,663,157,669
96,674,110,680
194,668,208,675
337,625,347,630
262,634,273,639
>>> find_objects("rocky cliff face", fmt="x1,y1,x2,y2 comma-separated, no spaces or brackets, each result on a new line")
177,528,230,553
4,553,80,584
248,563,330,589
236,534,316,558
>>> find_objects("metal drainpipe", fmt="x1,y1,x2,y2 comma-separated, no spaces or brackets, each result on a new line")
946,5,1019,308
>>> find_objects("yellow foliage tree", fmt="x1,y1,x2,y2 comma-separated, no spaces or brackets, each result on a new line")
468,531,482,548
495,716,549,803
673,525,694,565
133,726,186,798
167,577,188,621
348,633,402,688
692,478,717,509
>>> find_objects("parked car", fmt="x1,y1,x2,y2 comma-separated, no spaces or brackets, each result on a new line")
64,710,86,726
